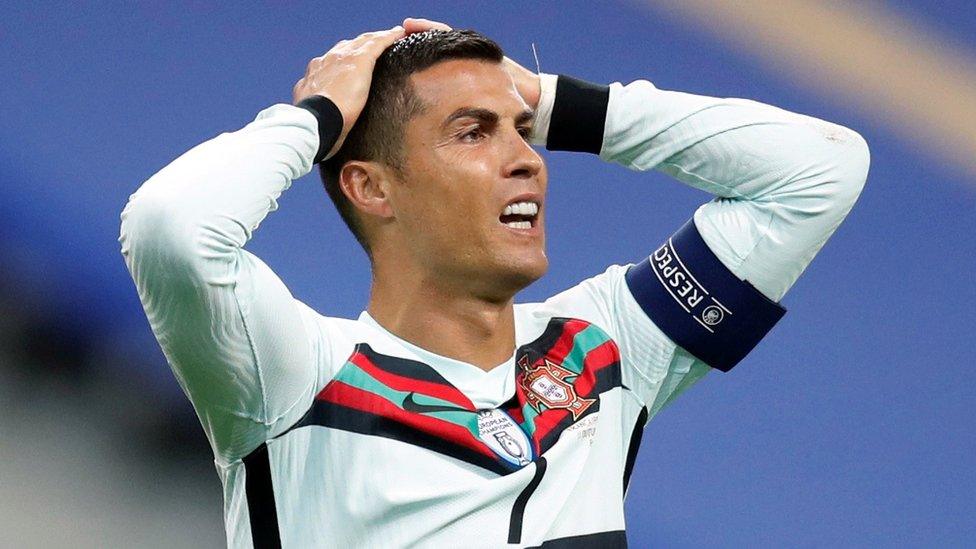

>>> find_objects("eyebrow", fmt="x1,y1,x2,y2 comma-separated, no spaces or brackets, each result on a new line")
441,107,535,130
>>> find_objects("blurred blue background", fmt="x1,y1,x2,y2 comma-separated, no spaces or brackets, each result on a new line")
2,1,974,546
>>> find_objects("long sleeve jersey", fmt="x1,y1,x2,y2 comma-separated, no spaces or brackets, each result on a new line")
119,72,869,548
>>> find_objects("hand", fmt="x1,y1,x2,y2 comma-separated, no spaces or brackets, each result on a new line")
401,18,542,110
292,25,407,160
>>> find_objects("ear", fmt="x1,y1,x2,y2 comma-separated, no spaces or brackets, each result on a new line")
338,160,396,220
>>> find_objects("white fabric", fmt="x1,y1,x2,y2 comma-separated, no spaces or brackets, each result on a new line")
119,72,869,547
528,73,558,146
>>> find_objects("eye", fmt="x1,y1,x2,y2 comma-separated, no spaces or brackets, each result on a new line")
460,127,485,142
517,126,532,140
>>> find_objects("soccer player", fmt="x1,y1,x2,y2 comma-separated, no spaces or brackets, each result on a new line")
120,17,869,548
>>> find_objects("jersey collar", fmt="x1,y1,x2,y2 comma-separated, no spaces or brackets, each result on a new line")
357,311,517,408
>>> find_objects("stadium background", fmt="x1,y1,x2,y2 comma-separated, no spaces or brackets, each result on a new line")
2,1,974,546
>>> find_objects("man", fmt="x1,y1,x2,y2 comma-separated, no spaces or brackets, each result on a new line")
120,17,869,548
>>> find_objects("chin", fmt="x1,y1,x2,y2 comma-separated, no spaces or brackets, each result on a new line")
495,254,548,294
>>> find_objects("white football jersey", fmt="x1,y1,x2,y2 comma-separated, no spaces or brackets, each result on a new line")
120,69,869,548
227,279,685,547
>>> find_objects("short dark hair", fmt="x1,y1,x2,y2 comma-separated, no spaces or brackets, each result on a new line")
318,29,505,256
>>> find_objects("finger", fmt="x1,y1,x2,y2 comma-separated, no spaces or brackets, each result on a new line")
359,26,405,54
402,17,452,34
342,27,403,58
351,25,405,46
404,17,451,28
404,17,452,32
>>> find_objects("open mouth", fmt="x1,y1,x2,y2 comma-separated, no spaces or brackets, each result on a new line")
499,200,540,230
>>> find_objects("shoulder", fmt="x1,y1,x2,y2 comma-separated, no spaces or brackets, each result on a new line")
290,302,381,381
516,264,680,385
516,263,636,338
291,302,440,372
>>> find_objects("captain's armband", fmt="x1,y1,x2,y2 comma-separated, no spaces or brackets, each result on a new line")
625,219,786,372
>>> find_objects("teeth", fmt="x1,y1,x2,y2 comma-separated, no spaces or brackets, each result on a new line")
503,201,539,216
505,220,532,229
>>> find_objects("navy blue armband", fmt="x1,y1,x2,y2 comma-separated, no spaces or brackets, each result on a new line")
295,95,343,164
625,219,786,372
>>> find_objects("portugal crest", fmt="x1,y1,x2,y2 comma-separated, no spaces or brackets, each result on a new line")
518,355,596,420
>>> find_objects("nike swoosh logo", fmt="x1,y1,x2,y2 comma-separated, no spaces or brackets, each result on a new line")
402,393,475,415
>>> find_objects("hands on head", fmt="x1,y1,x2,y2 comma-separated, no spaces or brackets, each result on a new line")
292,18,541,161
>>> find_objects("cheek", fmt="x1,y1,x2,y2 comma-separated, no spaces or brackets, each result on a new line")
395,180,480,250
399,147,502,247
448,157,488,190
431,154,498,219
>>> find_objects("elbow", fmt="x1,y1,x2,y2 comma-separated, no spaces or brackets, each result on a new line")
119,181,208,272
120,181,241,287
800,125,871,222
831,128,871,212
120,183,176,256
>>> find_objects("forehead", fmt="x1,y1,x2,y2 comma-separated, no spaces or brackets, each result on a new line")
409,59,526,123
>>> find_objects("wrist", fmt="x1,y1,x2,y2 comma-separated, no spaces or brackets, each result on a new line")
546,75,610,154
503,57,541,109
295,95,344,163
529,74,558,146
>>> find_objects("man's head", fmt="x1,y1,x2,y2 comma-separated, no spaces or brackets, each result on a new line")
320,29,547,301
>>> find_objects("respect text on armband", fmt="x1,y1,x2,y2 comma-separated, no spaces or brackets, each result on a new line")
650,239,732,333
625,218,787,372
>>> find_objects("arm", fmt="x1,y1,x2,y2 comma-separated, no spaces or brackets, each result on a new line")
532,73,870,415
119,103,328,462
119,26,406,462
536,73,870,302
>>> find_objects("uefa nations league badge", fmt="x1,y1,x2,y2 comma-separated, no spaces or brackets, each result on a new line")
477,409,533,467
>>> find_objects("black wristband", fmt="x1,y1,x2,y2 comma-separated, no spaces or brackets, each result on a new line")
296,95,344,164
546,75,610,154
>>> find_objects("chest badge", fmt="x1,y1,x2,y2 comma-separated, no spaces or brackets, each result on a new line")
477,409,533,467
518,355,596,420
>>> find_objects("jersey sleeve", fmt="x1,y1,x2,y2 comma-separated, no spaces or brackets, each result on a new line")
534,74,870,419
119,99,343,463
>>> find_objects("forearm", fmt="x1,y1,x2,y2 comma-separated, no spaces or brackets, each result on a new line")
534,73,870,301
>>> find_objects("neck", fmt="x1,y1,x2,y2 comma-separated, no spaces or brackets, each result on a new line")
366,261,517,372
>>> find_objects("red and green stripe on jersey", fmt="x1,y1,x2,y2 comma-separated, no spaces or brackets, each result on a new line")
284,317,622,475
513,317,623,454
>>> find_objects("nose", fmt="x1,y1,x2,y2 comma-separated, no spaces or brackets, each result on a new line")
502,128,543,180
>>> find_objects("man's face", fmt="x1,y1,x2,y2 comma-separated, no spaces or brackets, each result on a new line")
389,59,548,298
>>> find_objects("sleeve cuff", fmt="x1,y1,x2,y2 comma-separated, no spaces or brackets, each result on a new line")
295,95,344,164
546,75,610,154
529,73,558,146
